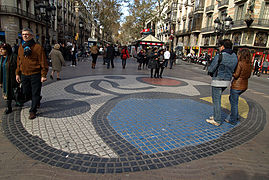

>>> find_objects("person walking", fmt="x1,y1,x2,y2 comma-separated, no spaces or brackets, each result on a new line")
49,44,65,80
16,27,48,119
226,48,252,125
253,58,260,76
261,59,268,74
137,49,146,70
121,46,130,69
71,44,77,66
159,49,166,78
106,43,115,69
90,42,99,69
206,39,238,126
0,43,19,114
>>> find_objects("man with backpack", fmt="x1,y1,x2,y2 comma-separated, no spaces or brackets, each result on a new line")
121,46,130,69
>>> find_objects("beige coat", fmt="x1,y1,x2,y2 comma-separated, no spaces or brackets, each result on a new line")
49,48,65,72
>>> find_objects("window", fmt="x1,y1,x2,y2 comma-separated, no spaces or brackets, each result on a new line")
207,15,212,27
236,4,244,20
262,3,269,19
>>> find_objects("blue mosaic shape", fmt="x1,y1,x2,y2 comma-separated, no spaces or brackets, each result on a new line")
107,98,236,154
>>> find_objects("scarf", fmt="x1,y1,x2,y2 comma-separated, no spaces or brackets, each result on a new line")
0,56,9,99
22,39,36,56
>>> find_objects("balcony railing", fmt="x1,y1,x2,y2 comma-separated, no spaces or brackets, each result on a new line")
206,5,214,12
218,0,229,9
233,18,269,28
194,5,204,13
201,26,214,32
0,5,44,23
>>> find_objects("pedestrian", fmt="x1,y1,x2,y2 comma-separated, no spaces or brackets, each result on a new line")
0,43,19,114
121,46,130,69
206,39,238,126
103,44,108,65
169,50,176,69
16,27,48,119
253,58,260,76
159,49,166,78
59,42,68,61
12,43,19,55
164,48,170,67
90,42,99,69
261,59,268,74
49,44,65,80
71,44,77,66
226,48,252,125
203,53,211,70
148,47,159,78
137,49,146,70
106,43,115,69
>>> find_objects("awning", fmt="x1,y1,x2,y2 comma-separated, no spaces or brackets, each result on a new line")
135,34,164,46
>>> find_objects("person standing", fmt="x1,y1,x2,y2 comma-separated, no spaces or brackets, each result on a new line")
148,47,159,78
169,50,176,69
261,59,268,74
71,44,77,66
159,49,166,78
0,43,19,114
163,48,170,68
137,49,146,70
49,44,65,80
226,48,252,125
90,42,99,69
206,39,238,126
121,46,130,69
106,43,115,69
16,27,48,119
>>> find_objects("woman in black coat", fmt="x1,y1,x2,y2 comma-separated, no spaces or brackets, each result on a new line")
0,43,19,114
137,49,146,70
148,48,160,78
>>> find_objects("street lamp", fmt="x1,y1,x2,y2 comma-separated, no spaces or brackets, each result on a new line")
79,21,84,47
214,13,233,39
35,0,56,57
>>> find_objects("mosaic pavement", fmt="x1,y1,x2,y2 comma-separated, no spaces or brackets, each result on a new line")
2,75,266,174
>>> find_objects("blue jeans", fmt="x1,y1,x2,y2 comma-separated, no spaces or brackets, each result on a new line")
229,89,245,122
212,86,227,124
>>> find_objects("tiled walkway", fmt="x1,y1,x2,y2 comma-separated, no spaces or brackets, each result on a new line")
1,58,268,178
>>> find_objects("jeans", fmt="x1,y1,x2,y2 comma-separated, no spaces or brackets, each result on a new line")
21,73,42,113
212,86,227,124
106,58,114,68
229,89,245,122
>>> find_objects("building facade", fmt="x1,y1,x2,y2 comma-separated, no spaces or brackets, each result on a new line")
0,0,100,47
147,0,269,63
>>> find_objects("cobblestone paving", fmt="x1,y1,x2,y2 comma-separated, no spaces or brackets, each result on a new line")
1,59,268,179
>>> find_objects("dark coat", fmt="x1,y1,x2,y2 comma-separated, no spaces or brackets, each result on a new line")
0,53,18,100
148,52,159,69
137,51,146,63
106,45,115,59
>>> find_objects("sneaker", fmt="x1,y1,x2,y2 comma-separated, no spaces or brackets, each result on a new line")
29,112,36,119
206,118,221,126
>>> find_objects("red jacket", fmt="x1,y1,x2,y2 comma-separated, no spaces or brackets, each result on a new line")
121,49,130,60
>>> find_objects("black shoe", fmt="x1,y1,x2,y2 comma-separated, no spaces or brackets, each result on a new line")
5,108,12,114
50,75,53,80
160,75,162,78
57,78,61,80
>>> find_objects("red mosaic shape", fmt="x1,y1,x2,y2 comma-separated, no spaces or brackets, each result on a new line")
141,77,181,86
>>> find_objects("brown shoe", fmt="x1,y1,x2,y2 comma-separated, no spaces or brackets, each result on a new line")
29,112,36,119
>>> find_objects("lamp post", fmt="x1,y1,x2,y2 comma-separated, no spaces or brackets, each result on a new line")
79,21,84,48
214,12,233,45
35,0,56,57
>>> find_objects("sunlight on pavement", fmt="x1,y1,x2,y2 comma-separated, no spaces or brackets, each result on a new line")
200,94,249,119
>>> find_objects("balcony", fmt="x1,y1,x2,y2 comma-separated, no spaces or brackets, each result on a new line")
192,25,202,32
194,5,204,14
232,19,245,28
201,26,214,32
0,5,45,24
206,5,214,13
234,0,247,4
218,0,229,9
255,18,269,27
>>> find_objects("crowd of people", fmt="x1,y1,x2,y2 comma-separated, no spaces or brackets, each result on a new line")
0,28,268,123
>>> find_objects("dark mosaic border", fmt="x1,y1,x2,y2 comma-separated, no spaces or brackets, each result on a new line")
2,92,266,174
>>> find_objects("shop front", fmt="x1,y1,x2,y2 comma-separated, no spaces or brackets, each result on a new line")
199,46,218,59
